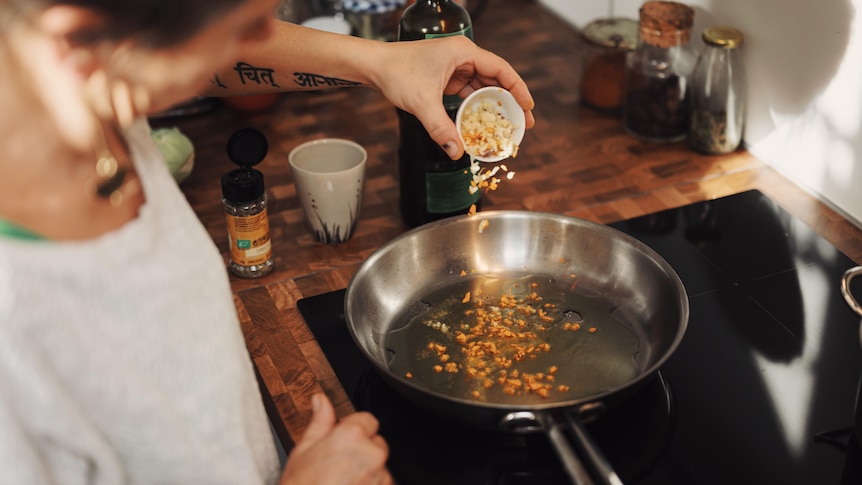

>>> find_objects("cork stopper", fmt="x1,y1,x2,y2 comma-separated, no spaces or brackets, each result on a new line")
638,1,695,48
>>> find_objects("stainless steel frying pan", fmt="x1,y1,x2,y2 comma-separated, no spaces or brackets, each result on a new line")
344,211,688,484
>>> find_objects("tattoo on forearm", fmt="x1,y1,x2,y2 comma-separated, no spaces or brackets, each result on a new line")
293,72,362,88
211,74,227,89
234,62,280,88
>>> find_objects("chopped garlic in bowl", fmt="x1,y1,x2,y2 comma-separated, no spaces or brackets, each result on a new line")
456,87,526,163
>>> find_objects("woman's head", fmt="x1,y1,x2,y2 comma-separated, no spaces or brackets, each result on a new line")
1,0,247,48
1,0,278,127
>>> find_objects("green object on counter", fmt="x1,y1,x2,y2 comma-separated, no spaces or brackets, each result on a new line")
152,127,195,183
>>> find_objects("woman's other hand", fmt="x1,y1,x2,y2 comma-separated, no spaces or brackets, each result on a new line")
280,393,392,485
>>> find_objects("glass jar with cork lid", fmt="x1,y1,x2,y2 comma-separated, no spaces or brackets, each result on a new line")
580,17,638,114
622,1,696,142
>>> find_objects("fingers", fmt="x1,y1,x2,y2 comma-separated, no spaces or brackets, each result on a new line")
295,393,336,450
457,76,534,130
336,412,389,464
338,411,382,441
379,35,534,160
281,398,392,485
444,40,534,156
375,471,395,485
300,393,384,451
415,102,465,160
466,46,534,104
463,43,535,130
332,413,390,483
524,109,536,130
457,83,477,101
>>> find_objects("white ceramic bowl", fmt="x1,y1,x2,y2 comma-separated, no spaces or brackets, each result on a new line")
456,86,526,163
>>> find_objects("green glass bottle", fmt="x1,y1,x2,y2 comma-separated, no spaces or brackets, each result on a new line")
397,0,480,228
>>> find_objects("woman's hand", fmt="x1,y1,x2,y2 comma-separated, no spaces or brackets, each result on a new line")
369,35,535,159
207,21,534,161
279,393,392,485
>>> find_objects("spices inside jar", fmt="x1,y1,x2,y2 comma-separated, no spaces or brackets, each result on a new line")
580,18,638,113
624,70,690,139
622,1,696,142
690,110,735,153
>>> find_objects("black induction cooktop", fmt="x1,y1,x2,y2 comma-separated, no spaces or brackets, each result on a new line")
297,190,862,485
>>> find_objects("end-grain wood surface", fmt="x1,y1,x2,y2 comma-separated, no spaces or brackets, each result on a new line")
157,0,862,451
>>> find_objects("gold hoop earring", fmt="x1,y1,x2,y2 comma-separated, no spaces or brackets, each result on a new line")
90,122,129,207
83,43,142,207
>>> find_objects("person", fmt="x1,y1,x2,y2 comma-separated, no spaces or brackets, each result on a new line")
0,0,535,483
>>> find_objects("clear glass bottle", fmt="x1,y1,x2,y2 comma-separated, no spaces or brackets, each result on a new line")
222,128,274,278
622,1,696,142
689,27,746,155
396,0,480,228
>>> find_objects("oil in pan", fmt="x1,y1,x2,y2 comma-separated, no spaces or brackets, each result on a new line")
385,273,643,406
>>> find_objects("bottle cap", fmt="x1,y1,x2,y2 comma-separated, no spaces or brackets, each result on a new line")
222,128,268,204
227,127,268,168
221,168,265,204
582,18,638,50
702,26,744,49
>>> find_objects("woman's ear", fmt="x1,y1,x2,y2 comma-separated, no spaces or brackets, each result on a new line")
36,5,107,74
36,5,151,127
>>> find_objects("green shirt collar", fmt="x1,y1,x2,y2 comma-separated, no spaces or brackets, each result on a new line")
0,219,45,241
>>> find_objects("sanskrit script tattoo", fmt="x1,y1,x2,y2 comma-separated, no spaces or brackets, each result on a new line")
293,72,362,88
234,62,280,88
210,74,227,89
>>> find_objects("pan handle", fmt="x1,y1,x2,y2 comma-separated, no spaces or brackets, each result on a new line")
500,410,624,485
562,411,625,485
842,266,862,317
841,266,862,348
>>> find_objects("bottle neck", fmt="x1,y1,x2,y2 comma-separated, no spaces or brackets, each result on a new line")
399,0,471,38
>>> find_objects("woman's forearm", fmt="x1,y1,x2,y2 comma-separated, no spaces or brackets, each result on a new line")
203,20,387,96
202,18,534,160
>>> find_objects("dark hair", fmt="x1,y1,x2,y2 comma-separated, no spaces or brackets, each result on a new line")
3,0,248,48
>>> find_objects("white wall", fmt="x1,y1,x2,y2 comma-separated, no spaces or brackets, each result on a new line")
542,0,862,227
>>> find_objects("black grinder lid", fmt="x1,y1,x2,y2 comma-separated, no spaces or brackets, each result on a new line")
221,128,269,204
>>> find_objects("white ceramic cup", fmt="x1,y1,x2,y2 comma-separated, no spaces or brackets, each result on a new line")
288,138,367,244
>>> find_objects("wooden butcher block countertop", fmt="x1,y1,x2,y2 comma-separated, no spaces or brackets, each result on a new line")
160,0,862,451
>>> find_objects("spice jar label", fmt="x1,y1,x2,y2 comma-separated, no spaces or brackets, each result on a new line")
225,210,273,267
